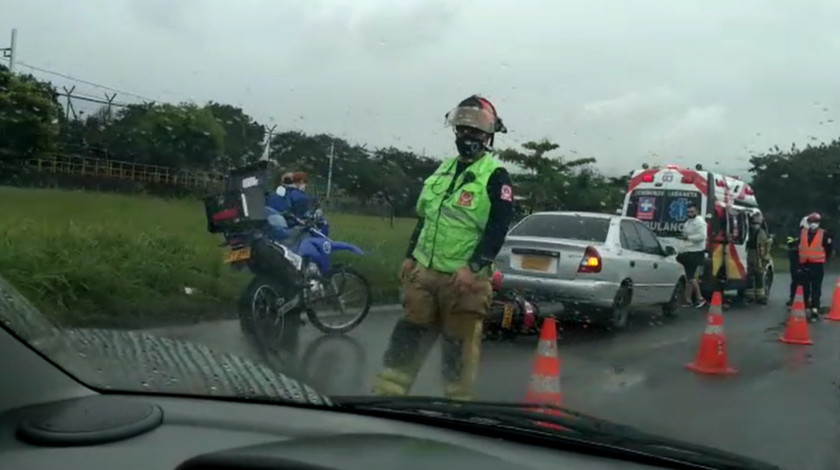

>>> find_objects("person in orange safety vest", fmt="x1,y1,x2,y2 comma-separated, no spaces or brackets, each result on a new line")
797,212,833,320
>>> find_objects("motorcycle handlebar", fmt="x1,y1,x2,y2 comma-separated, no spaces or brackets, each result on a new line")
282,210,325,227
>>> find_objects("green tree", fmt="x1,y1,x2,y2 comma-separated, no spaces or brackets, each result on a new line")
268,131,371,194
0,65,62,167
204,102,266,167
498,139,597,212
749,140,840,233
364,147,437,217
85,102,226,169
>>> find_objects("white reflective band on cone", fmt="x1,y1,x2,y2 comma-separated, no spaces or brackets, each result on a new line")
529,374,561,394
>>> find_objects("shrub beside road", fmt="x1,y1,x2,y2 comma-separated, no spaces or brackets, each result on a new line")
0,186,412,327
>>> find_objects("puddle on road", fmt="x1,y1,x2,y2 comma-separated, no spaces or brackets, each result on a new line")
598,365,647,393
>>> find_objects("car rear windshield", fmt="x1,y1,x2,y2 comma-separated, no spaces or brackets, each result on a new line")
508,214,610,242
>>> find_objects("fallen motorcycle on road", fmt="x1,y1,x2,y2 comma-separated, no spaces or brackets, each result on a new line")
483,271,548,341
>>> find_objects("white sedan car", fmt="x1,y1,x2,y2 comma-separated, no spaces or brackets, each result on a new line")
495,211,686,330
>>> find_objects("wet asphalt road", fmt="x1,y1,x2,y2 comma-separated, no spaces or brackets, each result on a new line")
146,272,840,470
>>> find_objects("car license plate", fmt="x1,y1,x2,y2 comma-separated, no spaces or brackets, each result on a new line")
224,247,251,264
521,255,552,272
501,303,514,329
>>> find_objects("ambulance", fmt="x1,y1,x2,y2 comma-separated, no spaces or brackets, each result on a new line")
620,163,773,300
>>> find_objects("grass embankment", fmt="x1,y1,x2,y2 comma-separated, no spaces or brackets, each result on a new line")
0,187,413,327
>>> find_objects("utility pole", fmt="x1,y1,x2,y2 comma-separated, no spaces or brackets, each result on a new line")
263,124,276,161
2,29,17,72
326,142,335,199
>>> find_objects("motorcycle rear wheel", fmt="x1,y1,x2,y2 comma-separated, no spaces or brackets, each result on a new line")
238,276,302,360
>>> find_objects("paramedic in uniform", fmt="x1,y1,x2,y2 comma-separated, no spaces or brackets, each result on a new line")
745,212,769,304
798,212,833,318
372,95,514,400
678,202,708,308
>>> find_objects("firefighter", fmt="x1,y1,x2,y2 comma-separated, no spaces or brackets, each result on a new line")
745,212,769,304
372,95,514,400
786,236,801,308
798,212,832,319
785,216,808,307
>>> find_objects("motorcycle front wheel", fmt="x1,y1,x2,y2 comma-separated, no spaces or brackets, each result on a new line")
305,265,372,335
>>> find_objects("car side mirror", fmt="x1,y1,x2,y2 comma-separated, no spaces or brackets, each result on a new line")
664,246,677,257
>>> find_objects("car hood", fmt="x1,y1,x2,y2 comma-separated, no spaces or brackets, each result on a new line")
0,276,333,407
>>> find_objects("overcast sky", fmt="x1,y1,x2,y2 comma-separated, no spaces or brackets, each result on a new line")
4,0,840,176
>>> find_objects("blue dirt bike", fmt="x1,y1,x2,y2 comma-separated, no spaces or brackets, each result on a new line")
214,203,372,338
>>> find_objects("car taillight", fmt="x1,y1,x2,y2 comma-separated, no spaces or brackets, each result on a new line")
681,175,693,183
578,246,602,273
523,300,534,315
212,207,239,222
642,174,654,182
491,270,504,291
522,301,536,330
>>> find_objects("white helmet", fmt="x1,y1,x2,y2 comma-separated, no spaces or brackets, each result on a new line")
799,215,809,229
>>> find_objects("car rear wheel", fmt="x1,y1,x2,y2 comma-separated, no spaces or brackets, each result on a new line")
603,284,632,331
662,277,686,318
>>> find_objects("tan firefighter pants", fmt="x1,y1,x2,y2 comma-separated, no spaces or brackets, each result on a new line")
372,264,492,401
746,249,766,301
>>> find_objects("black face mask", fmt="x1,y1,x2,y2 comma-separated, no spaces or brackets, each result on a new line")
455,136,485,159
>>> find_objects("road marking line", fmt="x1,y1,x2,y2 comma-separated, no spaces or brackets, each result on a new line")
648,336,690,349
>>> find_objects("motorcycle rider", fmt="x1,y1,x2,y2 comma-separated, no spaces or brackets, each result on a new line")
287,172,312,220
266,171,312,234
372,95,515,401
745,212,769,304
266,173,296,236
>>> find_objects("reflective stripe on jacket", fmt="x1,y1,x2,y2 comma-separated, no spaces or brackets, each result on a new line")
799,227,826,264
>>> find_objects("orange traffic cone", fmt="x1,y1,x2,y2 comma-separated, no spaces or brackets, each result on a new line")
686,291,737,375
825,278,840,322
524,317,562,407
780,286,814,345
523,318,565,430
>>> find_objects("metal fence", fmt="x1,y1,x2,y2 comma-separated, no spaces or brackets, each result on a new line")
27,154,226,190
22,153,393,217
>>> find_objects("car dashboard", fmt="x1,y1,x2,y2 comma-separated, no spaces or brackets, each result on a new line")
0,392,685,470
0,302,770,470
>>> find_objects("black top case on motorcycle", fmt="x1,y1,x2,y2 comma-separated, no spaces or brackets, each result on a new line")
203,161,272,234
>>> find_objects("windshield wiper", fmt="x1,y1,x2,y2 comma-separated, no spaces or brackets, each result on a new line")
335,397,780,470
